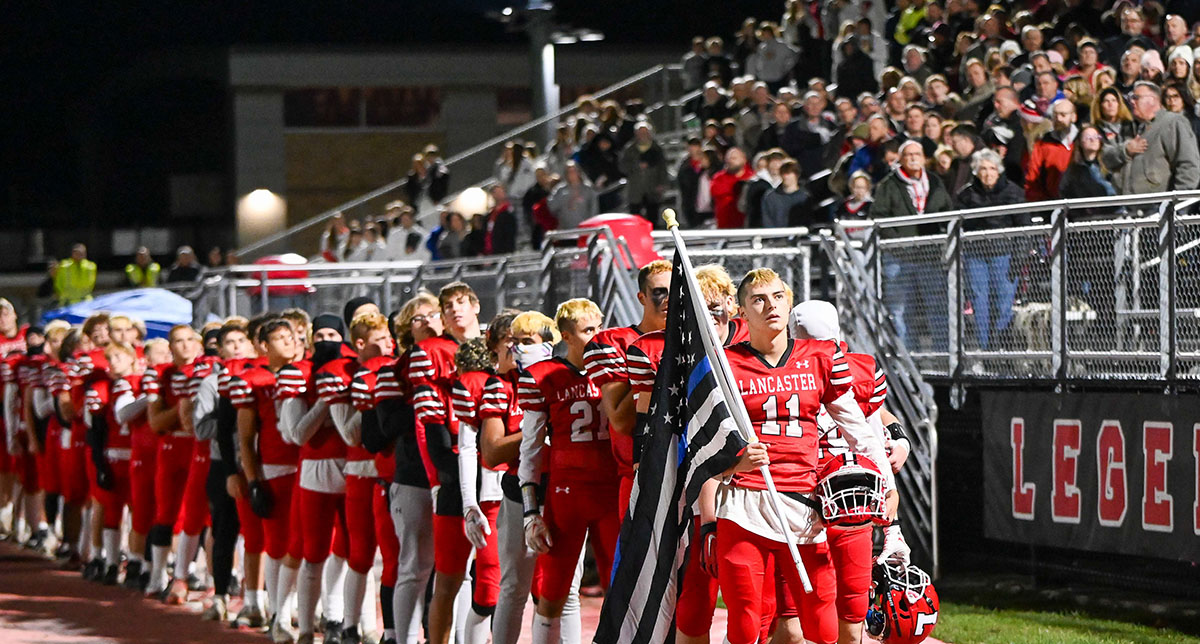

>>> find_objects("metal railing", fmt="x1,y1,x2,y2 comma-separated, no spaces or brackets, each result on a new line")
237,63,689,261
840,190,1200,387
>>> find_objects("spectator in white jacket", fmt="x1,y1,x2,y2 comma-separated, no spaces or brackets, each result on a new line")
494,141,538,203
384,204,430,261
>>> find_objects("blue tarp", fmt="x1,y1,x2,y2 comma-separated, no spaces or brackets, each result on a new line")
41,288,193,339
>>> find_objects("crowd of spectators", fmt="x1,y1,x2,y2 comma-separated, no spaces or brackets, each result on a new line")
309,0,1200,351
669,0,1200,238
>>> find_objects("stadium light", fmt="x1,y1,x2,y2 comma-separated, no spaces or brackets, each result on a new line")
236,189,287,247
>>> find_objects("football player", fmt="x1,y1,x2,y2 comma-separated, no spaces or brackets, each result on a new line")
144,324,204,602
449,334,511,644
518,298,618,644
788,300,910,644
377,293,442,644
717,268,894,644
192,319,256,621
323,310,399,644
279,313,347,643
479,310,566,644
232,319,304,643
409,282,483,644
0,299,27,533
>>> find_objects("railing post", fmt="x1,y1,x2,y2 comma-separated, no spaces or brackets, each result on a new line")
945,218,962,377
1159,201,1177,380
228,276,238,318
260,269,270,314
1050,207,1067,382
799,245,812,303
496,259,508,312
866,226,882,327
381,270,392,315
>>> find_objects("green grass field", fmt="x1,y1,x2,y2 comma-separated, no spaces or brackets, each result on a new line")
936,602,1200,644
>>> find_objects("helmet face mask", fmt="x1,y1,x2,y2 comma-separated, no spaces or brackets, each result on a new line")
867,562,940,644
816,453,889,526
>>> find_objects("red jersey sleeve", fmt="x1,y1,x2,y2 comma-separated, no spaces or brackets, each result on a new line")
228,375,256,409
478,376,510,420
406,345,436,388
374,363,404,404
451,379,477,427
315,359,352,404
821,342,854,406
141,368,161,399
626,331,665,399
516,369,547,415
276,363,310,400
412,385,447,425
85,380,110,415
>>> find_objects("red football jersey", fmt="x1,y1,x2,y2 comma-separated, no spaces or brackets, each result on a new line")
478,371,523,473
85,376,139,452
407,335,461,430
725,338,853,493
451,369,506,472
816,351,887,464
517,358,615,486
283,360,347,462
584,325,646,478
229,365,298,467
315,356,371,463
0,326,27,358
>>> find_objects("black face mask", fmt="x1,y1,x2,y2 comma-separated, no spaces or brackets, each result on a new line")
311,341,343,370
26,342,44,356
204,346,220,357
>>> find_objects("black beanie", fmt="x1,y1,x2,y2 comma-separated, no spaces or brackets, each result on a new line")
343,297,375,327
313,313,346,338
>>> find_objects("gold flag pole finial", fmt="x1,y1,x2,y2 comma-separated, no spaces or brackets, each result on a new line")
662,208,679,230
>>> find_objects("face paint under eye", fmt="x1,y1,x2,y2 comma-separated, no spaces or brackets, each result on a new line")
649,287,670,306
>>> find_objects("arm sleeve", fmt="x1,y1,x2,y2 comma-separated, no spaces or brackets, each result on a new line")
517,409,547,487
4,383,19,453
329,402,362,446
114,393,149,425
192,374,220,441
280,396,329,446
33,388,54,420
458,421,480,510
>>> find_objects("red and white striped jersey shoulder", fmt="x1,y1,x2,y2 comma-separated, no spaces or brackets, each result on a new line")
844,351,887,418
140,366,161,399
451,370,491,428
583,325,643,387
626,330,665,400
84,379,110,414
412,384,446,425
276,360,313,400
314,357,356,404
372,360,405,403
406,336,458,389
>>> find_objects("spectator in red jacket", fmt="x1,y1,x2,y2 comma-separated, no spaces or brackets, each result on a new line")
710,147,756,228
1026,98,1079,202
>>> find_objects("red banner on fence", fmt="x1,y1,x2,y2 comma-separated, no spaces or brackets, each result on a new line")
982,391,1200,562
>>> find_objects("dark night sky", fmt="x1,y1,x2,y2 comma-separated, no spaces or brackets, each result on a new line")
0,1,780,236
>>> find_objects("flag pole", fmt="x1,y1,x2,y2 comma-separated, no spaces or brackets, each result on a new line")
661,209,813,593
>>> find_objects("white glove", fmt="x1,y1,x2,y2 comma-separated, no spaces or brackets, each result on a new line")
463,505,491,550
878,524,911,565
430,485,440,506
523,513,552,554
